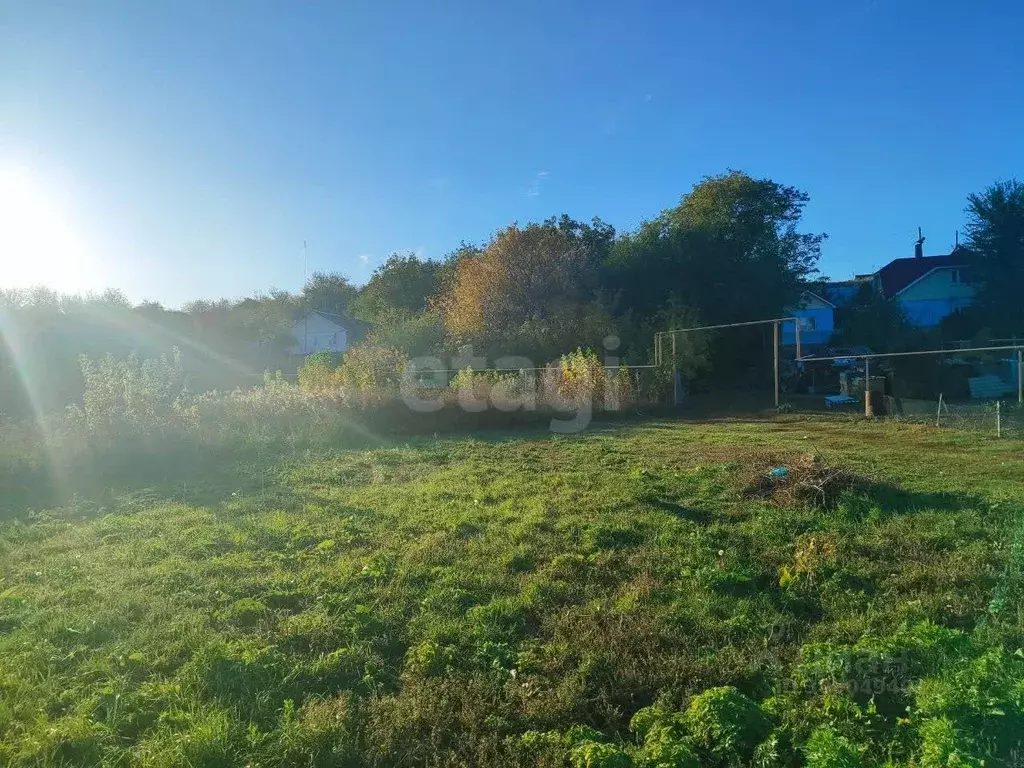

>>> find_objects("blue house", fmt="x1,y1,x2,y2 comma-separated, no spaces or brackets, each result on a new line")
784,237,975,348
782,290,835,347
874,247,974,326
783,280,866,348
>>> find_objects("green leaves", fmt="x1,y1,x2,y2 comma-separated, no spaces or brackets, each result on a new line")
964,179,1024,335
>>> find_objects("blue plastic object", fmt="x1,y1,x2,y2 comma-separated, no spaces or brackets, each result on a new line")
770,467,789,478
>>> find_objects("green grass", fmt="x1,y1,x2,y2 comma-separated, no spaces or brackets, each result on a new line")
1,417,1023,766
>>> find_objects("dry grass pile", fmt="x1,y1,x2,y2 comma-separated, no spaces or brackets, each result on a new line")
740,450,866,510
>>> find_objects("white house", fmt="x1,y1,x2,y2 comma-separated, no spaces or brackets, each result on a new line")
289,311,349,356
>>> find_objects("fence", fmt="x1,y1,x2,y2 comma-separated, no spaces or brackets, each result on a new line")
929,398,1024,438
400,362,667,413
786,345,1024,437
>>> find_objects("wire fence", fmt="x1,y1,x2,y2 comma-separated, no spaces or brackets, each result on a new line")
928,398,1024,437
781,345,1024,438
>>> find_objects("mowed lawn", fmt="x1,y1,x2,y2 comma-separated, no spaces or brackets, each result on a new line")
1,418,1023,766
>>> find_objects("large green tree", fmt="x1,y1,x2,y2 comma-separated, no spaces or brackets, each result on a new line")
606,171,824,324
352,253,447,324
302,271,358,317
964,179,1024,334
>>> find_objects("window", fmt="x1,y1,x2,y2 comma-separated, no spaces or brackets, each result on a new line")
950,268,974,283
801,317,817,331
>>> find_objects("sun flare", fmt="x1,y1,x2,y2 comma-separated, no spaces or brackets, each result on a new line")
0,165,103,294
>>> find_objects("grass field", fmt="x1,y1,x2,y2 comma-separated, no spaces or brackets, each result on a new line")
1,416,1023,766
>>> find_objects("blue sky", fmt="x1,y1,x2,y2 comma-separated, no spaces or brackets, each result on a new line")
1,0,1022,307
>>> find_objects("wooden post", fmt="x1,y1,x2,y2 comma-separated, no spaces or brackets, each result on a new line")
773,321,780,408
864,357,874,417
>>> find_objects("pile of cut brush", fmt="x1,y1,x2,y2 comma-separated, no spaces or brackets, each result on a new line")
741,451,866,510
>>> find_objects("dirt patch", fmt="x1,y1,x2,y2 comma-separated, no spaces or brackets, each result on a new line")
740,451,867,510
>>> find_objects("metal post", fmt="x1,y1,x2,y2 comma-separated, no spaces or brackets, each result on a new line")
864,357,874,417
773,321,780,408
1018,349,1022,405
936,393,944,427
996,400,1001,438
303,240,309,356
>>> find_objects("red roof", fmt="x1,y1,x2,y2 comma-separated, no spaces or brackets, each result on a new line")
876,252,965,296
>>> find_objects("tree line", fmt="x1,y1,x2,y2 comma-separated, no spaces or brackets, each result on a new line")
2,170,1022,417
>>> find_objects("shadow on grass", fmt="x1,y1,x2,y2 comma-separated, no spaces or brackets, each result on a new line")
852,479,982,516
0,438,307,521
639,495,713,525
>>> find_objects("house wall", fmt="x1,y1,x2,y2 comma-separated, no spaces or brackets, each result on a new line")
290,314,348,355
898,268,975,301
899,297,974,326
897,268,976,326
782,305,834,347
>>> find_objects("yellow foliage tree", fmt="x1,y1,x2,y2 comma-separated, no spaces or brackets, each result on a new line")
438,224,600,356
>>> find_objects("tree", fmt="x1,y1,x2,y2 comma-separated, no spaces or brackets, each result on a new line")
544,214,616,266
234,289,299,350
832,283,916,353
606,171,824,325
964,179,1024,334
352,253,447,324
439,221,610,359
603,172,824,379
302,271,358,317
366,308,446,356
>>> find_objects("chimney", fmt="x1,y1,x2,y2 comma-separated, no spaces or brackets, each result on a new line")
914,227,925,259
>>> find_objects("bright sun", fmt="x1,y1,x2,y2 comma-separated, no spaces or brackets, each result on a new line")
0,166,103,294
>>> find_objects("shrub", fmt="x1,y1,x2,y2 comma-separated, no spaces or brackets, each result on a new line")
629,705,668,741
634,739,698,768
296,351,342,398
178,372,336,446
682,686,771,764
71,348,186,437
634,718,699,768
337,343,407,406
628,703,702,768
802,727,861,768
449,367,532,410
557,348,607,405
918,717,984,768
534,348,638,413
913,647,1024,764
569,741,633,768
